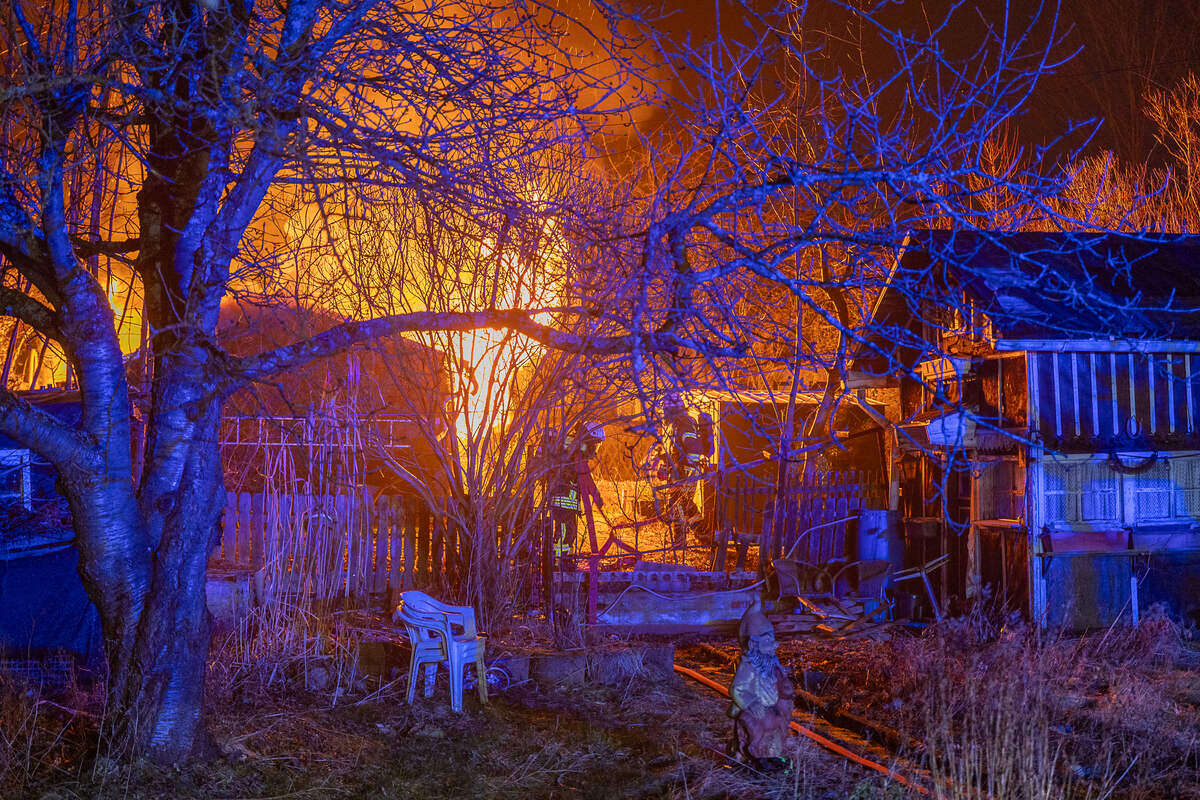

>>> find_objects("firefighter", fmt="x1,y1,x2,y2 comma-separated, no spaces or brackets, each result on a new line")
545,423,605,571
662,395,712,549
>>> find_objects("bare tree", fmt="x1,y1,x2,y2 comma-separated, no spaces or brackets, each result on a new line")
0,0,645,760
0,0,1107,762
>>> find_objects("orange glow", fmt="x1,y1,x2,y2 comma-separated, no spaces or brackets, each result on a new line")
455,214,564,434
280,185,568,436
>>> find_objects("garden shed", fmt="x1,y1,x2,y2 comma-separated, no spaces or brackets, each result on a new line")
861,231,1200,628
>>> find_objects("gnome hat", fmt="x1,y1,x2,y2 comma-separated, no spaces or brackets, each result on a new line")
737,604,773,649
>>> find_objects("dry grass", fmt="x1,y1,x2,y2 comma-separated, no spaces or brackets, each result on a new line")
3,646,870,799
0,665,101,797
208,600,373,706
882,606,1198,800
4,600,1196,800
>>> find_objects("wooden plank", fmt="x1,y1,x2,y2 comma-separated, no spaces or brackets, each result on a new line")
361,493,372,597
431,512,445,592
1188,354,1195,434
1148,354,1157,433
265,492,279,573
250,492,265,570
221,492,236,564
351,491,365,598
416,503,431,587
375,496,390,595
350,491,364,598
401,500,416,590
362,490,375,596
296,493,314,592
711,525,729,572
278,493,294,585
1168,354,1177,433
1071,352,1081,436
444,513,458,592
346,492,360,599
235,493,251,566
333,493,349,598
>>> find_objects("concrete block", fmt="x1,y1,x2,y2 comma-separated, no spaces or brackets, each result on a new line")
206,572,252,627
530,651,588,687
489,652,530,685
598,584,758,629
586,643,675,685
358,638,409,679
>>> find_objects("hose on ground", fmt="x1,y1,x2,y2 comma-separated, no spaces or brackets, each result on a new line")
673,663,929,795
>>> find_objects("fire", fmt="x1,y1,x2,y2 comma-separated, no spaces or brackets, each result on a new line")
279,187,569,438
453,213,565,435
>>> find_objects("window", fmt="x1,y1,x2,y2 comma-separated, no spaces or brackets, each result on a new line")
1172,458,1200,521
1131,461,1171,522
1044,454,1200,527
1079,461,1119,522
1043,461,1079,524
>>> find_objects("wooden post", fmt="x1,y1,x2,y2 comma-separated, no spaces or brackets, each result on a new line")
403,499,417,591
235,493,251,566
416,505,431,588
442,518,458,594
333,493,350,598
712,526,729,572
220,492,236,565
378,497,393,596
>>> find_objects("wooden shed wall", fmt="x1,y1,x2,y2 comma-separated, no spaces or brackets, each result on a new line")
1029,351,1200,450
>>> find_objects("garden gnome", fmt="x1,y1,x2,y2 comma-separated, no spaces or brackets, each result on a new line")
728,604,794,769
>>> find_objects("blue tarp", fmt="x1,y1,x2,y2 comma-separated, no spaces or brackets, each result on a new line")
0,542,102,668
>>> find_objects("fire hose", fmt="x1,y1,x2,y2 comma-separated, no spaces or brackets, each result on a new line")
673,663,929,795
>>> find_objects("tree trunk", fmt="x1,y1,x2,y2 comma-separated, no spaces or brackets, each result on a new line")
67,365,225,762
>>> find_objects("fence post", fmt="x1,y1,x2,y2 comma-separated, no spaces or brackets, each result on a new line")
431,511,445,593
403,499,417,591
220,492,236,564
416,504,431,588
234,492,250,565
375,495,390,596
332,493,349,598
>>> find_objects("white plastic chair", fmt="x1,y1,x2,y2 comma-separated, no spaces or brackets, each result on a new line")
392,590,487,712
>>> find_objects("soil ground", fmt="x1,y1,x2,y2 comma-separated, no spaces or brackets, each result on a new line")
8,644,886,800
5,620,1198,799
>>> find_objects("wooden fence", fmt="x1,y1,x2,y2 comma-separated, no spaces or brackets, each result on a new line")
711,468,885,571
765,469,885,566
211,491,462,600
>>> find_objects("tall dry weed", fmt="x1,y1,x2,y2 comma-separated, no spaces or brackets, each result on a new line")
208,601,366,705
888,607,1192,800
0,665,98,793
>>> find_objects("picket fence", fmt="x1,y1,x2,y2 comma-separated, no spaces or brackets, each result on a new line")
211,491,461,600
711,468,884,571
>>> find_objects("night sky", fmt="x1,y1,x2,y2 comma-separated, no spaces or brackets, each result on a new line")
637,0,1200,165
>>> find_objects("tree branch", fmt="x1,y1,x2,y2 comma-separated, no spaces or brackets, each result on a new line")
72,237,140,258
223,308,745,393
0,387,100,470
0,285,61,340
0,189,61,307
